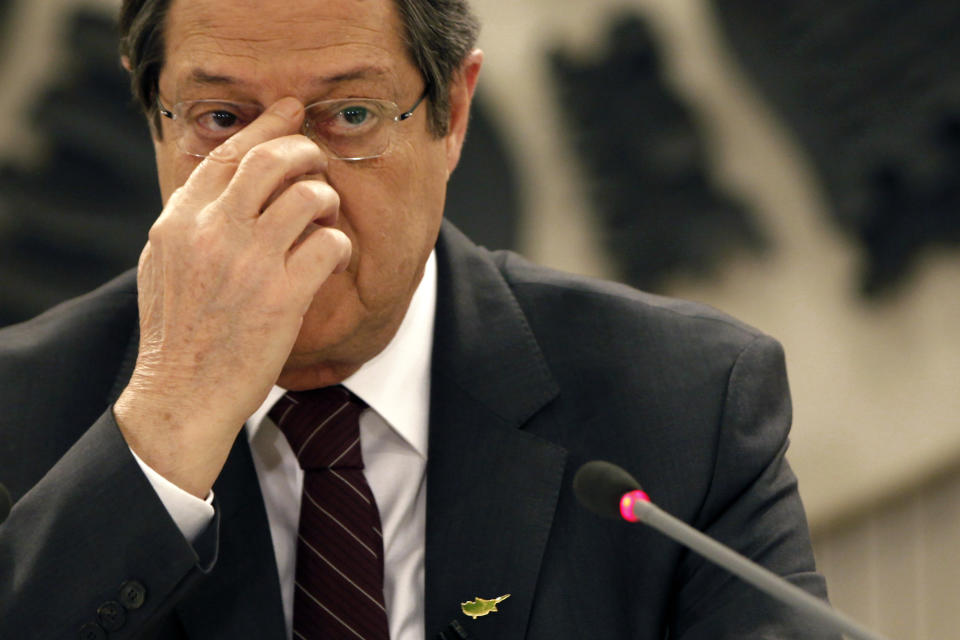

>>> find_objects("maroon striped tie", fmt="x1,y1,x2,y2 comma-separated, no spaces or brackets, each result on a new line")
270,386,390,640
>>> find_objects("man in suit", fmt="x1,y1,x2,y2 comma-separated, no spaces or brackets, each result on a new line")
0,0,837,638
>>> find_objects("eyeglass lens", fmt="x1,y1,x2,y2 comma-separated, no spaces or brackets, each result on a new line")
173,99,399,160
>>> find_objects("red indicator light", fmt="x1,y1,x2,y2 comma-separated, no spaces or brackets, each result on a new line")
619,489,650,522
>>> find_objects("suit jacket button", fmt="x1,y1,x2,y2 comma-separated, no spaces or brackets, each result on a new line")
118,580,147,609
78,622,106,640
97,601,126,631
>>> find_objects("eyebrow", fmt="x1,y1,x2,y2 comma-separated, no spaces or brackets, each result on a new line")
183,66,391,90
185,69,241,87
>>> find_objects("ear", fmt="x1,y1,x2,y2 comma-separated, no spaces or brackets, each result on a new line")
444,48,484,175
121,55,132,72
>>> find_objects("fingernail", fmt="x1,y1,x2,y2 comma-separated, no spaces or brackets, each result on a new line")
273,98,303,119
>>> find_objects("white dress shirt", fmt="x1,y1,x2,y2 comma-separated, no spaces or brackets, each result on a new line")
134,251,436,640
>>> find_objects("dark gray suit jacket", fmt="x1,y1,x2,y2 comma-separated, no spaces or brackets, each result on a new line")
0,222,836,639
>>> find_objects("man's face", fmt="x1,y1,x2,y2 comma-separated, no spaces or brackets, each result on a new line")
153,0,479,388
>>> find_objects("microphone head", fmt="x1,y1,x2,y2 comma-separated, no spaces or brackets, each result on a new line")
573,460,642,519
0,482,11,523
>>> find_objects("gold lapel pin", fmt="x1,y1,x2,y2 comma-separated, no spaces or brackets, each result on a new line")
461,594,511,619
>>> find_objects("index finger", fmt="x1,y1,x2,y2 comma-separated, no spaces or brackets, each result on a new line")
183,97,306,197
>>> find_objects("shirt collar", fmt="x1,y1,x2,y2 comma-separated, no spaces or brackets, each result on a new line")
247,250,436,460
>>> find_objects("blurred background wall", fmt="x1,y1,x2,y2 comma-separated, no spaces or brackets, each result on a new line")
1,0,958,637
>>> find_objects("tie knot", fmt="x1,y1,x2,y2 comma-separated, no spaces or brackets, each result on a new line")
269,386,368,470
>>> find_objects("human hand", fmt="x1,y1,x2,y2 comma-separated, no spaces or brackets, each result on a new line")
114,97,351,498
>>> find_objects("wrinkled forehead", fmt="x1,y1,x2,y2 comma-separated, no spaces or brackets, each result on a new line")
160,0,413,99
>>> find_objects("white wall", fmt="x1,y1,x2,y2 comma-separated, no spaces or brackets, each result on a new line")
814,469,960,640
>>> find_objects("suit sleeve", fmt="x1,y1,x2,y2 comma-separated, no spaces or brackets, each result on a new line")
0,409,219,640
131,446,217,541
669,335,841,640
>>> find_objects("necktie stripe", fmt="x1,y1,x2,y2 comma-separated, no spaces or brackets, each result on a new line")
273,403,297,429
296,400,351,459
302,478,376,538
297,535,388,611
302,491,378,558
300,544,382,595
294,567,386,638
331,469,373,504
269,387,389,640
294,583,370,640
326,437,360,468
302,491,374,539
297,516,382,586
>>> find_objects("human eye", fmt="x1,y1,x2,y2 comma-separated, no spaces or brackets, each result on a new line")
185,102,257,139
314,101,385,136
339,105,373,127
305,99,393,159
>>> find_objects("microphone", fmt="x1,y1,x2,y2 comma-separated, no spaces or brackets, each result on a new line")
573,461,891,640
0,482,11,524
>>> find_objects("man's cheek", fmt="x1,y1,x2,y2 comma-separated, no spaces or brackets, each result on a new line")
153,149,182,203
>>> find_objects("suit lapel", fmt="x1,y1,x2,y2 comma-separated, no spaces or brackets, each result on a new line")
425,224,567,640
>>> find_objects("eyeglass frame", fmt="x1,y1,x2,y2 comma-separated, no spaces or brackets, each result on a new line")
156,87,430,162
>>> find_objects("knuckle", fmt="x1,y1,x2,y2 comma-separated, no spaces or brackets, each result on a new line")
206,140,243,164
147,218,168,243
241,143,284,170
322,188,341,217
137,242,153,268
166,186,187,206
288,179,323,204
291,133,324,155
245,144,279,165
297,136,329,170
191,222,222,251
312,227,347,256
285,180,339,218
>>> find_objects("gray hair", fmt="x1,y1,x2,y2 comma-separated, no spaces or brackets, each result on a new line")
118,0,480,137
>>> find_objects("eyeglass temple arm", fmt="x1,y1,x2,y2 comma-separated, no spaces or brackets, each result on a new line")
398,86,429,121
156,96,174,120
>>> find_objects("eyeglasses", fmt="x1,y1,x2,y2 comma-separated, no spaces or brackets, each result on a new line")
157,89,428,161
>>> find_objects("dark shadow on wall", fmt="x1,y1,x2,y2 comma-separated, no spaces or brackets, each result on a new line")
713,0,960,298
0,9,159,326
446,93,521,256
549,13,768,294
0,1,11,33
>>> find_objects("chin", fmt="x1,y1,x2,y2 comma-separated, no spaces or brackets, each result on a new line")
276,363,352,391
278,309,385,389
